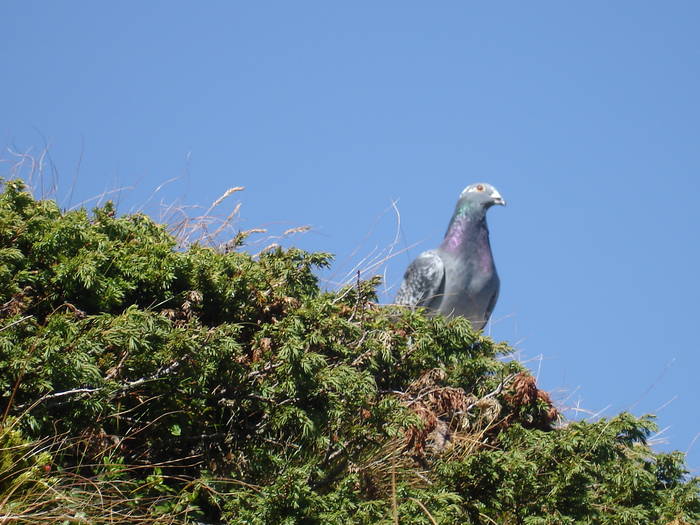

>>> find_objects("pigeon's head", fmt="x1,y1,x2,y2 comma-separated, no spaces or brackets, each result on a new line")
458,183,506,210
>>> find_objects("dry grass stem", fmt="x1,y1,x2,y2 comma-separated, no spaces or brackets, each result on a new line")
206,186,245,215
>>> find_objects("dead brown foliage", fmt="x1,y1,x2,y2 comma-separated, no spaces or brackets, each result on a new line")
503,372,559,430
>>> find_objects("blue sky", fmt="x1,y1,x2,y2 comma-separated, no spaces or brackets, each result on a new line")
2,2,699,470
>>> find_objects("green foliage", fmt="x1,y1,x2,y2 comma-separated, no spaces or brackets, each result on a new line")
0,179,697,524
0,418,53,501
437,414,700,524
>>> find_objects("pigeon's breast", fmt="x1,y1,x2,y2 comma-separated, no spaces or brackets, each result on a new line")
437,249,499,329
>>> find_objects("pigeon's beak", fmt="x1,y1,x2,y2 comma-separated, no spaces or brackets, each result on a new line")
490,190,506,206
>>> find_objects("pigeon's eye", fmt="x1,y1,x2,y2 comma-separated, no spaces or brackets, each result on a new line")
476,184,485,192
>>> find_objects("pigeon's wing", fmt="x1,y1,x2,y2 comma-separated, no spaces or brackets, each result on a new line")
481,275,500,327
395,250,445,309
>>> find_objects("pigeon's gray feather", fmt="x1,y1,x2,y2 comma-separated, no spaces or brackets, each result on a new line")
395,182,505,331
394,250,445,309
483,287,499,328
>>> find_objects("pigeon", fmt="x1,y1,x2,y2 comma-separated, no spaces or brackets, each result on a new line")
395,183,505,330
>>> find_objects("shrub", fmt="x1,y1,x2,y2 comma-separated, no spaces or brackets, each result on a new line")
0,179,697,524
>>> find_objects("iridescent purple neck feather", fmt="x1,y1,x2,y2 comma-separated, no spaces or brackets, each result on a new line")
441,204,487,252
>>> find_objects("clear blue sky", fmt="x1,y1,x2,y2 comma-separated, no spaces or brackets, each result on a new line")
2,2,699,470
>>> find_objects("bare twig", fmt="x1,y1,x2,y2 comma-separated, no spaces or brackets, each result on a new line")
391,462,399,525
247,361,283,380
409,497,438,525
0,315,32,332
35,388,101,402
